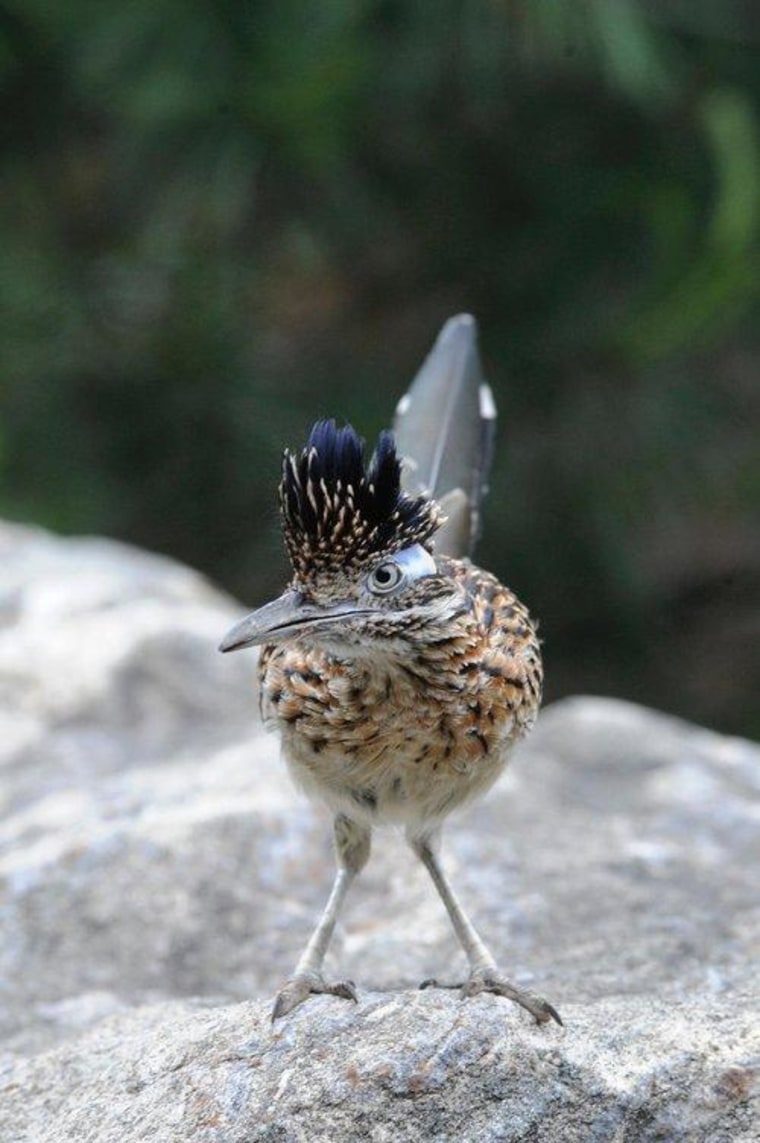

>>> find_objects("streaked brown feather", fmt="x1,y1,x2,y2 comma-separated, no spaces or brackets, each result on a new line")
258,556,542,828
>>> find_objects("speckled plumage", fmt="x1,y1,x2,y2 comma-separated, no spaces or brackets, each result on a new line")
259,557,542,829
280,419,443,586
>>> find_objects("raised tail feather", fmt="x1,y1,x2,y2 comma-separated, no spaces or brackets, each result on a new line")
393,314,496,559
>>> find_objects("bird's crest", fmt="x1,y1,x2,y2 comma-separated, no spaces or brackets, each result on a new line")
280,420,443,579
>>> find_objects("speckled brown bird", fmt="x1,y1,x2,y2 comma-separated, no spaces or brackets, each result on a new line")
220,315,560,1026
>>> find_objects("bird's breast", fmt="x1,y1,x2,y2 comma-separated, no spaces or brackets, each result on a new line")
257,635,537,826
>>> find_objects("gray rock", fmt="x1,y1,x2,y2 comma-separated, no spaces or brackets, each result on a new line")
2,988,759,1143
0,522,758,1140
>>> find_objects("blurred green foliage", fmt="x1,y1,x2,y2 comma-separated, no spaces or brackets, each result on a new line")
2,0,759,734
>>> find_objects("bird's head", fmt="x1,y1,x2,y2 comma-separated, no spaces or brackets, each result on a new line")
219,420,467,658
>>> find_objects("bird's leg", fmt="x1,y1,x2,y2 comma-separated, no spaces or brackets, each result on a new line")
272,813,370,1020
409,829,562,1026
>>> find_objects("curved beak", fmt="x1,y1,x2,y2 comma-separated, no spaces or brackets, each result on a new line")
218,590,371,653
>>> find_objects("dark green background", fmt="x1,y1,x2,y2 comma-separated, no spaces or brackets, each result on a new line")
2,1,759,735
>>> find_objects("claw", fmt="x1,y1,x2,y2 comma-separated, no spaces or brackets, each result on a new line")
538,999,564,1027
271,973,358,1021
463,971,563,1026
419,972,562,1025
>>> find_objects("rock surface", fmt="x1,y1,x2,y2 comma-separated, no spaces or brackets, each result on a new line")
0,521,758,1141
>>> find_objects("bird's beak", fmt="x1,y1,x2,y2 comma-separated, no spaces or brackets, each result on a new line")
218,590,370,653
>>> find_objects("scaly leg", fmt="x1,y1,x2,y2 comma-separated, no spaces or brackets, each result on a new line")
272,814,370,1020
409,829,562,1026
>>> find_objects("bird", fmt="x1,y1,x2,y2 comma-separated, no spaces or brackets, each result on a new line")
219,314,561,1026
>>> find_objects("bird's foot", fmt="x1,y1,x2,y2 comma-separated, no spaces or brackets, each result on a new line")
271,972,358,1021
463,968,562,1025
420,972,562,1026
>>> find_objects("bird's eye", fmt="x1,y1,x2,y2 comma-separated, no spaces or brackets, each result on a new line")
368,561,404,594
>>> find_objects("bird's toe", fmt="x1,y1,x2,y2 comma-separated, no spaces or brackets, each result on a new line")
271,973,358,1021
462,970,563,1026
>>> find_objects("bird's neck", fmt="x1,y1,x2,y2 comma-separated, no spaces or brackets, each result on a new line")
305,608,479,697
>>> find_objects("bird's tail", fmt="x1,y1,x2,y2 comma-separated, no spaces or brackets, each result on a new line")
392,314,496,559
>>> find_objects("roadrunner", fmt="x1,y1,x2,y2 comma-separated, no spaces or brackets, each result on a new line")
220,315,561,1026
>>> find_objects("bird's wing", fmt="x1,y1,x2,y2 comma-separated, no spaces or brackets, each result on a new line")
393,313,497,559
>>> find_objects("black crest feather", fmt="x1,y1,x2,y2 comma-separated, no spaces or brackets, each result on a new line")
279,419,443,578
